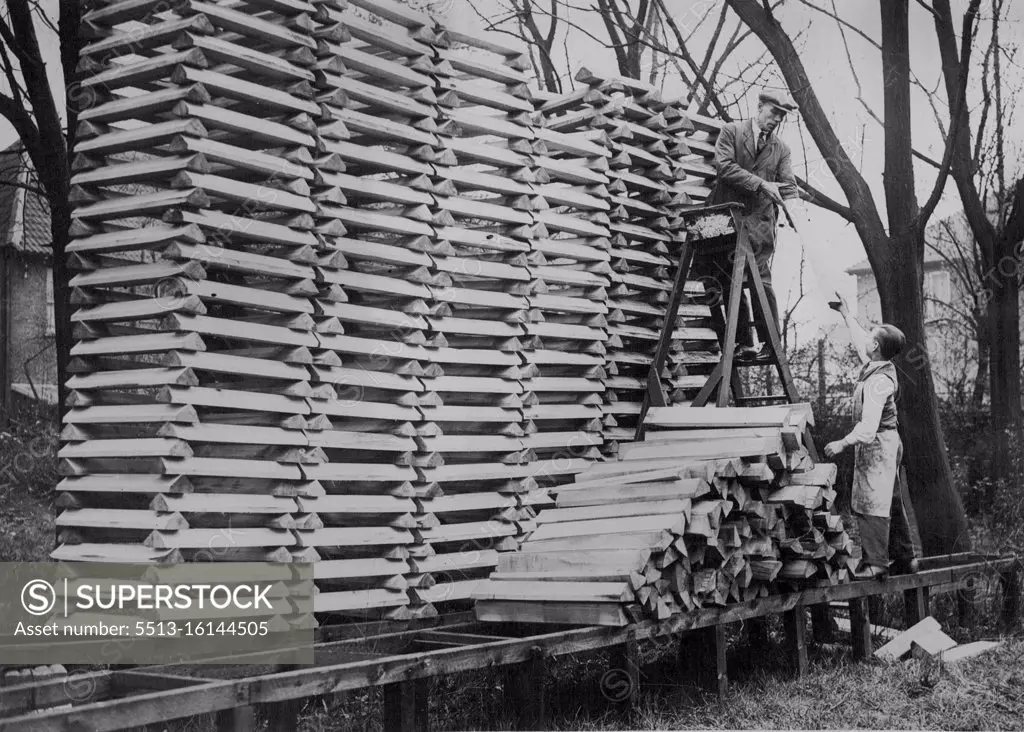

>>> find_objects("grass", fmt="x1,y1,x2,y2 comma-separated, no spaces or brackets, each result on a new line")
0,488,54,562
119,631,1024,731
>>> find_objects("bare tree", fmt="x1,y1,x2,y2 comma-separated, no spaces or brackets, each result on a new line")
930,0,1024,489
465,0,771,105
0,0,86,414
723,0,976,554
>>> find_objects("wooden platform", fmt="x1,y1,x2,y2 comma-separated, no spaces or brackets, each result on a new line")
0,554,1016,732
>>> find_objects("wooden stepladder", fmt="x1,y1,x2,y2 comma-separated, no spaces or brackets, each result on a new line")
635,204,817,459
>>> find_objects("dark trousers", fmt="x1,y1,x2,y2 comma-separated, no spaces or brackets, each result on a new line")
692,243,780,348
856,464,923,570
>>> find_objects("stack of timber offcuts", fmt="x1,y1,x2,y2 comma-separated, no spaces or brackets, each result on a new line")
474,404,856,626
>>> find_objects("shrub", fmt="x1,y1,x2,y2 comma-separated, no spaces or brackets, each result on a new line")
0,400,59,499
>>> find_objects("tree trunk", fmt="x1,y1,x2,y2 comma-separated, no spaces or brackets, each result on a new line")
725,0,971,554
48,192,71,418
986,233,1022,493
971,312,989,410
877,233,971,555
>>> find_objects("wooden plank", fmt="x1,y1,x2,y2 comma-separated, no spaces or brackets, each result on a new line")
76,119,208,156
345,0,431,28
529,514,685,542
169,209,319,248
520,531,674,554
554,480,707,508
171,172,315,213
182,0,317,49
80,15,216,59
475,600,628,627
474,581,634,603
904,587,929,628
57,508,187,531
329,43,434,89
168,136,313,180
174,33,315,81
497,549,651,574
172,102,315,148
67,225,206,256
335,11,433,57
537,499,691,525
939,640,1003,663
607,631,640,707
58,474,193,495
505,655,547,730
874,616,943,660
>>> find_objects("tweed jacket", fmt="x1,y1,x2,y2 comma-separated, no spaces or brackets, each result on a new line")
708,119,799,251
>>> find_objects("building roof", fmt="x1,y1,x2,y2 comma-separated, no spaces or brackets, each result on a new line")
846,212,974,276
0,143,51,259
846,248,951,275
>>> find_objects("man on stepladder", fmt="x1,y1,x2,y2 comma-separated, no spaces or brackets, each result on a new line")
702,89,802,363
824,299,923,579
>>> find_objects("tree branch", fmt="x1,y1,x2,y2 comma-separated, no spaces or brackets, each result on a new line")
795,175,855,222
654,0,731,119
725,0,886,243
793,0,880,49
688,2,730,106
919,0,981,227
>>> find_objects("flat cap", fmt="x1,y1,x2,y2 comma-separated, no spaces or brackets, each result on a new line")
758,89,797,113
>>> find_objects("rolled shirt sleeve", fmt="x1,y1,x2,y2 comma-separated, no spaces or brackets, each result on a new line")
842,373,895,447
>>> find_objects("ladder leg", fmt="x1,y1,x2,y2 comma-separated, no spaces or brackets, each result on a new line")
692,362,725,408
729,367,745,405
636,243,694,440
747,255,800,404
716,241,748,408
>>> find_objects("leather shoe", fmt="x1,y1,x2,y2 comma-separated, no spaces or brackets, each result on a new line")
751,344,775,363
890,558,920,575
734,346,760,362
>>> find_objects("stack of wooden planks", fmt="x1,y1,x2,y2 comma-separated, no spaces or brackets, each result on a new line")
538,69,724,450
65,0,836,629
475,404,856,626
312,0,603,611
63,0,619,621
61,0,336,585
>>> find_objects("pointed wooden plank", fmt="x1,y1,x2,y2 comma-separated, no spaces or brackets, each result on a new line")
475,599,628,626
57,509,188,531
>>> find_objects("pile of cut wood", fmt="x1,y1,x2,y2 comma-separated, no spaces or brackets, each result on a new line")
475,404,857,626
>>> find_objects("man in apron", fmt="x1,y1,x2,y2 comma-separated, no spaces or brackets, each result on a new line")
824,300,922,579
700,89,802,362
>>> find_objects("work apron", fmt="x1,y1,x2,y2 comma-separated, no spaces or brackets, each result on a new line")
851,430,902,518
850,361,901,518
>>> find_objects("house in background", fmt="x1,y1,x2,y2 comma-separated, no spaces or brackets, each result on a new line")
0,143,57,418
846,210,1024,401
